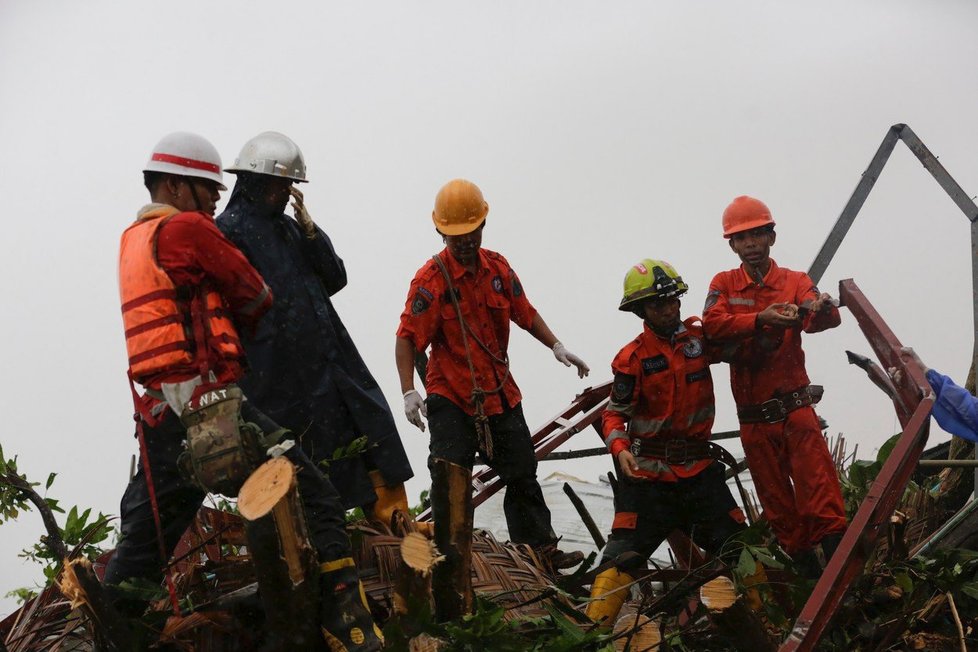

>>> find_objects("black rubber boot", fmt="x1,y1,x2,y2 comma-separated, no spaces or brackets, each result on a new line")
819,532,844,567
319,559,384,652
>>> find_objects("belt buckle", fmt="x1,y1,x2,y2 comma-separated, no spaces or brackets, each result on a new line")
759,398,787,423
663,439,689,465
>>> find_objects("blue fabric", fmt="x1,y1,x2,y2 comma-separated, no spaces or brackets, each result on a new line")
217,188,412,509
926,368,978,444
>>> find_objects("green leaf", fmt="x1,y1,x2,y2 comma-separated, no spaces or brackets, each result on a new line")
736,547,757,577
45,473,56,491
960,582,978,600
894,572,913,594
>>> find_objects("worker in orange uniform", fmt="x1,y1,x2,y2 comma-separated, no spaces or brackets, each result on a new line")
395,179,589,581
702,195,847,572
107,132,383,650
587,259,746,626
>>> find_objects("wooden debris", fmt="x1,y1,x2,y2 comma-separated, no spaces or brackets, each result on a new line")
612,613,660,651
698,576,775,652
238,457,321,650
400,532,442,575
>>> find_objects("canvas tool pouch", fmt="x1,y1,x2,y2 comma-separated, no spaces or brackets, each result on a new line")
178,384,252,497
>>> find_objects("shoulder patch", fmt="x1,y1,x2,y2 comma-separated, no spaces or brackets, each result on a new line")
641,355,669,375
683,336,704,358
510,270,523,297
611,373,636,403
491,275,504,293
417,286,434,301
411,293,430,315
704,290,721,311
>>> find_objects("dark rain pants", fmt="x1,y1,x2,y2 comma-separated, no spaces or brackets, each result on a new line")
601,463,746,572
425,394,554,546
103,402,351,588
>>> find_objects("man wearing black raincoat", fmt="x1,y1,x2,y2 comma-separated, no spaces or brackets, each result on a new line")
217,131,414,524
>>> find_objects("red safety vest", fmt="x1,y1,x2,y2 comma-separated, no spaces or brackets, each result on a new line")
119,207,243,383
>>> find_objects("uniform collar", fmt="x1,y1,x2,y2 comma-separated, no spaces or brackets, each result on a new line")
735,258,783,290
439,246,487,280
644,320,688,344
136,203,180,221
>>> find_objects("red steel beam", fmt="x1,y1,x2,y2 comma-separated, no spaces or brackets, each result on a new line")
779,279,934,652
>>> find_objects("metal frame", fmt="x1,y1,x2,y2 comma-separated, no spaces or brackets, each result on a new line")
779,280,934,652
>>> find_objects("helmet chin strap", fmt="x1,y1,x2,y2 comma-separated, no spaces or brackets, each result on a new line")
187,178,205,212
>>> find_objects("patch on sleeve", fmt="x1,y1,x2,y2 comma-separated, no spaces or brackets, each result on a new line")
611,373,636,403
641,355,669,375
704,290,721,312
418,286,434,301
510,270,523,297
686,369,710,383
411,292,431,315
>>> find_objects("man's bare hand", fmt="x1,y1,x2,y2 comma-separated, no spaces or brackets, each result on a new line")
757,302,801,328
808,292,838,314
617,450,640,479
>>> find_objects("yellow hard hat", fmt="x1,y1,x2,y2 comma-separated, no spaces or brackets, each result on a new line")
619,259,688,311
432,179,489,235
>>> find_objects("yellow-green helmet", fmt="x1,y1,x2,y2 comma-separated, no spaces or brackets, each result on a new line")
619,259,688,311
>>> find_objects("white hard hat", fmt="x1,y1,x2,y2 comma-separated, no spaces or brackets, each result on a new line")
225,131,307,182
143,131,226,190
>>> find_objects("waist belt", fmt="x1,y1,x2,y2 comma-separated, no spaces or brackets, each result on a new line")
629,437,736,467
737,385,824,424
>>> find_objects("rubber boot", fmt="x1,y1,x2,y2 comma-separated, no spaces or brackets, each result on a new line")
818,532,844,567
741,563,769,612
585,567,634,627
368,469,434,537
319,558,384,652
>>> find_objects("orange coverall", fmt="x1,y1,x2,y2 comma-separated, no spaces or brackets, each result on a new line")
703,260,847,553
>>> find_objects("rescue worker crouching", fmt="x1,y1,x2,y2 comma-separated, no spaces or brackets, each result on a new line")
587,259,747,627
395,179,590,595
217,131,417,532
703,196,848,575
105,132,383,651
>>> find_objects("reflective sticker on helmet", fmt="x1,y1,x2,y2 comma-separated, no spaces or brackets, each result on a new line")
634,263,648,275
641,355,668,375
611,373,636,403
411,293,430,315
683,337,704,358
491,275,504,293
704,290,721,311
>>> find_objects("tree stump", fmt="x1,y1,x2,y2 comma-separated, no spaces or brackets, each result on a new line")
238,457,321,651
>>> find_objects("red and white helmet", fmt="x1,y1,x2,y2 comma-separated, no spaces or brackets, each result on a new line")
143,132,226,190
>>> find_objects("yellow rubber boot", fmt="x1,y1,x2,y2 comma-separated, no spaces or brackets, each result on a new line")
585,568,634,627
742,563,769,613
369,470,434,536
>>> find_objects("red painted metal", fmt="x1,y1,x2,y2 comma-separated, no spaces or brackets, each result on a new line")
779,279,935,652
416,380,612,521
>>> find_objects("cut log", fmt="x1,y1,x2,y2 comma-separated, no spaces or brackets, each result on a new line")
612,613,660,651
429,458,474,622
59,558,133,651
238,457,321,651
699,576,775,652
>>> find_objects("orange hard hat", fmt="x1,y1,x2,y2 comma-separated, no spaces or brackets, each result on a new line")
432,179,489,236
722,196,775,238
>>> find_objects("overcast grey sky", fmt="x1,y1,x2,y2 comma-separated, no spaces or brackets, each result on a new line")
2,0,978,615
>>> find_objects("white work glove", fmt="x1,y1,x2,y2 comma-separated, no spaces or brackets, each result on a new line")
553,342,590,379
403,389,428,432
290,186,316,238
